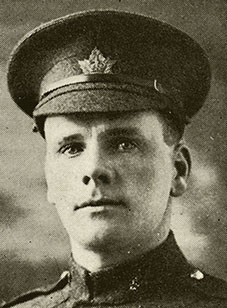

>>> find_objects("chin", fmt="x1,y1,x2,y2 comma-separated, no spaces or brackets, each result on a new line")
68,220,126,252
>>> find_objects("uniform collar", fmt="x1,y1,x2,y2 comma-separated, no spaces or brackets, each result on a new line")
67,231,194,305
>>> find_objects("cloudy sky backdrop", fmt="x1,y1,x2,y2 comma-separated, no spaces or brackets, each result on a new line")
0,0,226,302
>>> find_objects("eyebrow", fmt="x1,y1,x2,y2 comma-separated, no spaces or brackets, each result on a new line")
58,134,84,146
99,127,145,140
57,127,145,146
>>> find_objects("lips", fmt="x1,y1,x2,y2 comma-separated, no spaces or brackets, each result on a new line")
74,198,125,211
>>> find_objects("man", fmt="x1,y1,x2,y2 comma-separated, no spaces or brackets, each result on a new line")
2,10,227,308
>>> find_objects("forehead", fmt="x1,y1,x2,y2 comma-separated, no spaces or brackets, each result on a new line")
44,111,164,142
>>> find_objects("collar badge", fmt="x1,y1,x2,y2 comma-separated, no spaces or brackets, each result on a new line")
190,269,204,280
78,47,117,74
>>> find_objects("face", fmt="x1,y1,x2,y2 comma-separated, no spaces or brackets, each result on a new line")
45,111,176,253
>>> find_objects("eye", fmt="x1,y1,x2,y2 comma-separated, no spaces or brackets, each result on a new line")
117,139,137,152
59,142,84,157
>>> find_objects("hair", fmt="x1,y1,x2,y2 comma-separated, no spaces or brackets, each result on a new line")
158,113,184,146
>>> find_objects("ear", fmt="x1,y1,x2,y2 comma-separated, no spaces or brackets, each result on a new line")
170,142,191,197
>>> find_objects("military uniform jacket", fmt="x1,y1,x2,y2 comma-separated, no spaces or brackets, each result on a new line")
2,232,227,307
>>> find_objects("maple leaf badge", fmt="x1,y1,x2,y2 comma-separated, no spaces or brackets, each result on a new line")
78,47,117,74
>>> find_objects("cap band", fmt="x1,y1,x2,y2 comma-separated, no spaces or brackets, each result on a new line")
40,74,165,100
35,74,181,122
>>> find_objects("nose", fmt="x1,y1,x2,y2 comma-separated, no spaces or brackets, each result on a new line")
82,168,113,186
82,147,115,187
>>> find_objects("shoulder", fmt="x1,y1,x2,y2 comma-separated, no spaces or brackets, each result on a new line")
184,268,227,301
0,271,70,308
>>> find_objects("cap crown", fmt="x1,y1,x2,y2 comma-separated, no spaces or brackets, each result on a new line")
7,10,211,122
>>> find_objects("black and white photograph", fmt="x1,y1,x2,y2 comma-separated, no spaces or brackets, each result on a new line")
0,1,226,307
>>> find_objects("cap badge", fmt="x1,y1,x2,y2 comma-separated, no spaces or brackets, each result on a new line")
78,47,117,74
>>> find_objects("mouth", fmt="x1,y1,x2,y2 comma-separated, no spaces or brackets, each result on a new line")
74,198,126,211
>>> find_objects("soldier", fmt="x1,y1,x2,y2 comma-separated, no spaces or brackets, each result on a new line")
2,10,227,308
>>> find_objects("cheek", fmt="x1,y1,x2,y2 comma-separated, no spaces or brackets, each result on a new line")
118,151,173,202
45,157,83,205
121,153,173,229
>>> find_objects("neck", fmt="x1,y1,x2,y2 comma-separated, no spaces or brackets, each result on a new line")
70,222,171,272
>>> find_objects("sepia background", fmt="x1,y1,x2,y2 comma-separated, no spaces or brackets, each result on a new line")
0,0,226,302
